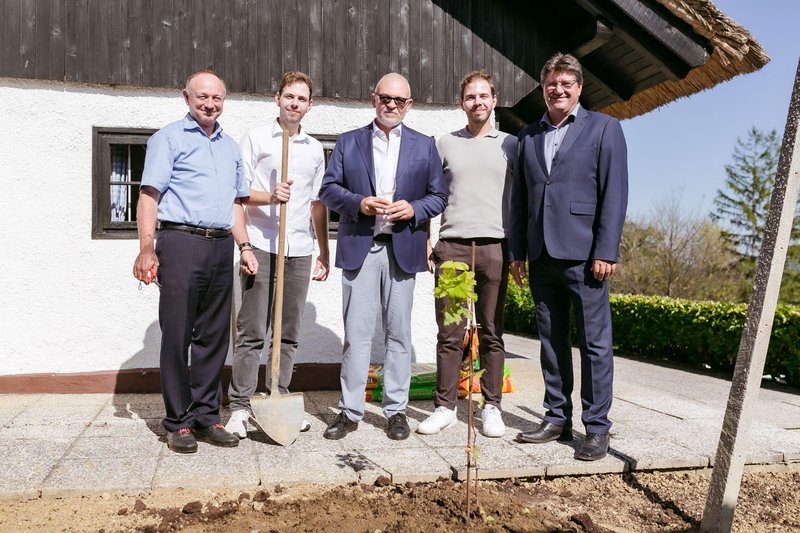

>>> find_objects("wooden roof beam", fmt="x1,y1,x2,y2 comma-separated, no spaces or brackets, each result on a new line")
573,0,710,80
581,66,630,104
571,18,614,59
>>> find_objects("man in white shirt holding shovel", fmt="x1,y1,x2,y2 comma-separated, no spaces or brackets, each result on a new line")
226,71,330,438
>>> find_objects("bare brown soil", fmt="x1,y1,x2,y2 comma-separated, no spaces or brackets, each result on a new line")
2,470,798,532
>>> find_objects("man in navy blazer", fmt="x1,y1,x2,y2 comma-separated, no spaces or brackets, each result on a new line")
319,73,447,441
510,53,628,461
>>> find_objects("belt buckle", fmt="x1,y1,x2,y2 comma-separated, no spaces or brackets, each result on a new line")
203,228,214,238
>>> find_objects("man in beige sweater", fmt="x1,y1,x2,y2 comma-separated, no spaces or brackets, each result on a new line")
420,71,516,437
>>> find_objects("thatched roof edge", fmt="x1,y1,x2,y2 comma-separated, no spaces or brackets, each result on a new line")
599,0,770,120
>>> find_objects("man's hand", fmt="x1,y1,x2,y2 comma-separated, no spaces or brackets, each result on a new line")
271,180,293,204
510,260,527,287
426,239,435,273
312,255,329,281
386,199,415,222
240,250,259,275
592,259,617,281
133,250,159,284
360,196,391,216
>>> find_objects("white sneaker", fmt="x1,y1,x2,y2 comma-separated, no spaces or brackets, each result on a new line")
417,406,457,435
225,409,252,439
300,418,311,432
481,404,505,437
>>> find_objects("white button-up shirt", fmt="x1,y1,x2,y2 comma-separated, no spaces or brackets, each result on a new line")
371,121,402,235
240,119,325,256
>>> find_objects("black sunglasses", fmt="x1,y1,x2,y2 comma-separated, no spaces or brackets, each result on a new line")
375,94,411,108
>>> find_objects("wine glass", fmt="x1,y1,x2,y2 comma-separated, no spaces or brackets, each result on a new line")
379,188,395,228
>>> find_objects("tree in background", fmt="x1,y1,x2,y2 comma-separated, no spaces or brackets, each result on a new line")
613,192,746,301
711,126,800,304
711,126,781,260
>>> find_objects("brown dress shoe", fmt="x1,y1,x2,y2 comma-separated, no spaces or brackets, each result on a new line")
515,421,573,444
193,423,239,447
167,427,198,454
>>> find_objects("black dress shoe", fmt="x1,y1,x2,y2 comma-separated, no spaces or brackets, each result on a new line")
324,412,358,440
575,433,609,461
387,413,410,440
167,427,198,454
515,421,573,444
194,423,239,447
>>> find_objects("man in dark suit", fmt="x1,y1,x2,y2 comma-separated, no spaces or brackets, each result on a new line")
509,53,628,461
319,73,447,441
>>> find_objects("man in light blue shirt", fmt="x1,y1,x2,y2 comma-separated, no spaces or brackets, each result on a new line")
133,69,258,454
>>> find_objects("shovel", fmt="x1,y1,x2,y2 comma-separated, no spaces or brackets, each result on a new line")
249,128,305,446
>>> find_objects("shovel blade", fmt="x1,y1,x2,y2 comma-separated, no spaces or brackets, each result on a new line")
250,392,305,447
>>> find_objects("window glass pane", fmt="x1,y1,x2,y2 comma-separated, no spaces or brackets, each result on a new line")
108,144,146,223
109,145,129,222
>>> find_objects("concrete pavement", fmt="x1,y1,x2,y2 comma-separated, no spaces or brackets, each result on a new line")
1,334,798,499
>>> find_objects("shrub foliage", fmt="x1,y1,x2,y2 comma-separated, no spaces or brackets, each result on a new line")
504,283,800,387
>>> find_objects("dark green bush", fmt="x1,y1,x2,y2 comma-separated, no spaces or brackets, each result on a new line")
504,283,800,387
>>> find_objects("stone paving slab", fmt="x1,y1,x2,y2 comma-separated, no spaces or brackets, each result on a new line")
437,442,547,481
0,394,39,424
608,430,710,470
0,438,72,499
611,390,723,420
2,421,89,440
257,450,359,485
41,456,159,496
154,439,260,489
64,435,164,459
1,334,799,497
305,391,342,415
360,447,451,483
338,451,389,484
81,417,164,438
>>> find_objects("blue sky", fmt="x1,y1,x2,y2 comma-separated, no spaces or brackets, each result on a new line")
622,0,799,218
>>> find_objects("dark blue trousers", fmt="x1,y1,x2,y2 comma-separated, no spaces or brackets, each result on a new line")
528,251,614,434
155,229,234,432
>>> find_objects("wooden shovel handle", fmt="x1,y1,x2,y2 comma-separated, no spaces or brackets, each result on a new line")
269,129,290,394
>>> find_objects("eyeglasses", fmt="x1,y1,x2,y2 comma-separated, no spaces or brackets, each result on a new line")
544,80,578,92
375,94,411,108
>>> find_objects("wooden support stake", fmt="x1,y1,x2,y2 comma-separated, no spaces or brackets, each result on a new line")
701,59,800,532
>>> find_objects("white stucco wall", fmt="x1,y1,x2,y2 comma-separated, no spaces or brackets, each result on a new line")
0,78,463,376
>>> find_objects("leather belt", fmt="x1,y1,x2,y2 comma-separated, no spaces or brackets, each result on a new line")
159,222,231,239
373,233,392,243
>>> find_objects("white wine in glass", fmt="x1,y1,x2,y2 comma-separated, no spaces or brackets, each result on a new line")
379,189,395,228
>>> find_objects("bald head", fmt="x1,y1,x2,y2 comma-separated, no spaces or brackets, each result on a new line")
182,70,227,136
374,73,411,98
371,73,413,133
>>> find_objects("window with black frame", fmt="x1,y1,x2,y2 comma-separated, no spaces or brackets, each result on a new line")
93,130,340,239
311,133,339,236
92,127,155,239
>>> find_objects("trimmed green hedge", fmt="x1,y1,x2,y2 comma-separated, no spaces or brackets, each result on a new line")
504,281,800,387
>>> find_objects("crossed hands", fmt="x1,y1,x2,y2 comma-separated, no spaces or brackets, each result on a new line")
360,196,415,221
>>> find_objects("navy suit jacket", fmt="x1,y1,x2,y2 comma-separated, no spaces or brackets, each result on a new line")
509,106,628,263
319,123,447,273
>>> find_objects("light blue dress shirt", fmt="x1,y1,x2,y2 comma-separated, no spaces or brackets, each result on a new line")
141,113,248,229
540,103,581,174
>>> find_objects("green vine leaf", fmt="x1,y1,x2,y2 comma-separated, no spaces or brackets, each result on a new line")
433,260,478,326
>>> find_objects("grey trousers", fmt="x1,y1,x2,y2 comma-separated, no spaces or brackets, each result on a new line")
228,248,312,412
339,241,415,422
